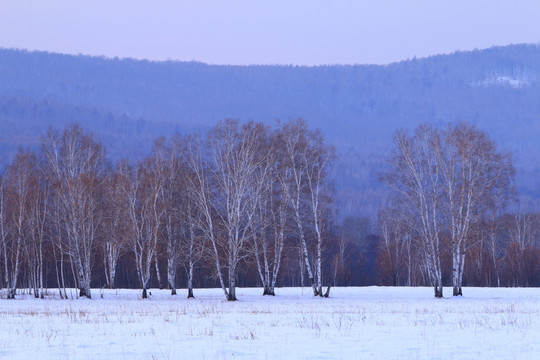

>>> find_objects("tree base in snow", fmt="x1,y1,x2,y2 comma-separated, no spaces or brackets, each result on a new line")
324,286,331,298
262,287,275,296
79,287,91,299
7,289,16,299
453,287,463,296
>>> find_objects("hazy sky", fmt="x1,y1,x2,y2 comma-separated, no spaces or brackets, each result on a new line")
1,1,539,65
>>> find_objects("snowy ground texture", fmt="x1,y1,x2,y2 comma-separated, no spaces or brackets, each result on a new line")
1,287,539,360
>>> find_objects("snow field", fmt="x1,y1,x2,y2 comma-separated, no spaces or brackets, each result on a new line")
0,287,539,359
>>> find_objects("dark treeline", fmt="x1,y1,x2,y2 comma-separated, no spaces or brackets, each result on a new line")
377,210,540,289
1,120,374,300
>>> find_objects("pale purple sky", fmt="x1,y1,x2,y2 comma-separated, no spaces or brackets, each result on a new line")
1,1,539,65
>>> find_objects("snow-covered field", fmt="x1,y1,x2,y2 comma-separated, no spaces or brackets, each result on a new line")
1,287,539,359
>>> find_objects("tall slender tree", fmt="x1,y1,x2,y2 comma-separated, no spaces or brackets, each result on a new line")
185,133,229,299
41,124,107,299
249,130,286,296
118,154,165,299
440,123,514,295
276,119,335,297
208,120,267,301
382,125,445,297
1,149,39,298
101,167,128,289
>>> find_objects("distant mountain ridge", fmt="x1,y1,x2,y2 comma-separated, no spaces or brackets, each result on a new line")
2,44,540,216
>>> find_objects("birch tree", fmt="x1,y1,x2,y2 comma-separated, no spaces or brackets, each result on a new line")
41,124,107,299
160,136,183,295
25,156,48,298
118,156,164,299
171,135,205,298
208,120,267,301
185,133,229,299
1,150,39,298
101,168,128,289
441,123,514,295
277,119,334,297
382,123,513,297
248,131,287,296
382,125,445,297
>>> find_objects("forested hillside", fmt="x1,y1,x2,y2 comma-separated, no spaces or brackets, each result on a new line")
2,44,540,218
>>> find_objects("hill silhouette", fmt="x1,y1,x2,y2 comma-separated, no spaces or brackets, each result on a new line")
2,44,540,217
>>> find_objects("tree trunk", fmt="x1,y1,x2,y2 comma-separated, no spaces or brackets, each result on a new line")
78,265,92,299
452,247,465,296
154,253,163,290
79,287,89,298
302,238,318,296
263,285,275,296
270,219,285,295
39,240,44,299
227,284,237,301
103,254,110,289
142,287,148,299
299,247,305,287
109,265,116,289
52,245,64,299
187,258,195,298
310,277,319,296
253,235,269,296
323,285,331,298
59,252,67,299
168,258,177,295
434,285,443,298
228,266,237,301
7,288,16,299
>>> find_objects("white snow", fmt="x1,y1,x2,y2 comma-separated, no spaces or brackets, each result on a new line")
473,75,531,88
1,287,539,359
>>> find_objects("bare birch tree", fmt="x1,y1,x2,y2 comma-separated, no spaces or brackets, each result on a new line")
185,134,229,299
101,168,128,289
208,120,267,301
171,135,205,298
118,155,164,299
248,130,287,296
382,125,445,297
277,119,334,297
41,124,107,298
159,136,184,296
1,150,39,298
25,153,48,298
382,123,514,297
440,123,514,295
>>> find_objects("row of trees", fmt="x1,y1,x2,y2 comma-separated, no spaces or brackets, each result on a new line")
0,119,335,300
4,119,538,301
379,123,515,297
